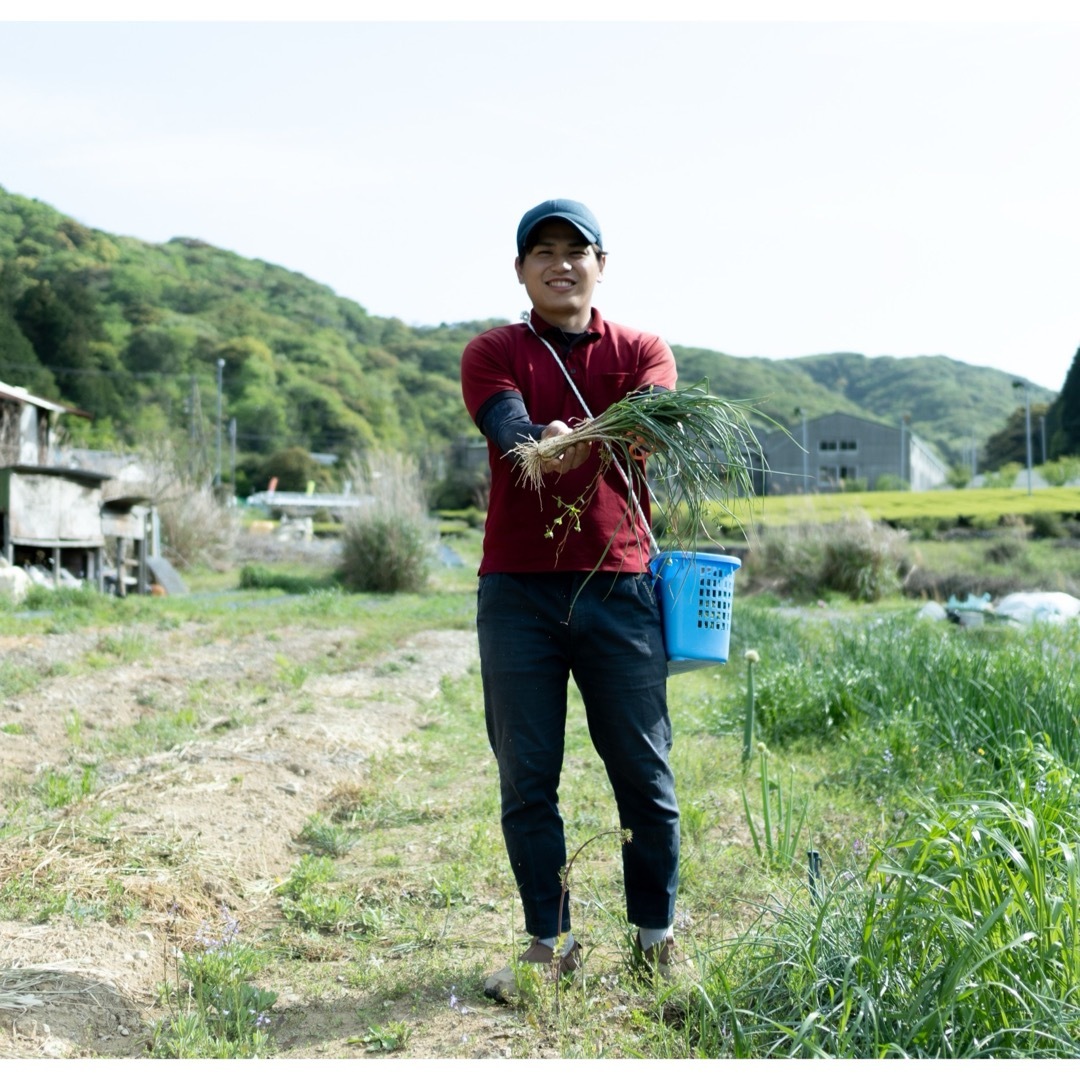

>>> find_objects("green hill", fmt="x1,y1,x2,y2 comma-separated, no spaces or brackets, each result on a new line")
0,184,490,467
0,183,1056,485
670,348,1054,466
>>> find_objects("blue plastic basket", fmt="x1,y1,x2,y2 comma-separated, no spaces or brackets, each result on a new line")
650,551,742,675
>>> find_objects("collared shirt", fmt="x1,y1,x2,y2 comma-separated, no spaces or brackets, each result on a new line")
461,308,677,575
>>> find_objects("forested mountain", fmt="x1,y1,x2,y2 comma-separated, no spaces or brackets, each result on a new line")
689,350,1056,466
0,184,486,468
0,183,1060,482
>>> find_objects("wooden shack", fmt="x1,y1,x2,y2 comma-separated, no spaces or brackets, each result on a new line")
0,379,90,467
0,465,110,586
101,496,156,596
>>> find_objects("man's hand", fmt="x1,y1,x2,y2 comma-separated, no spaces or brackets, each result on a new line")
539,420,591,475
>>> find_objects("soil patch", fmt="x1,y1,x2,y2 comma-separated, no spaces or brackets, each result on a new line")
0,616,479,1059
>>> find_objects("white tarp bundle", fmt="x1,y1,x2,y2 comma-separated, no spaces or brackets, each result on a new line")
994,592,1080,624
918,591,1080,626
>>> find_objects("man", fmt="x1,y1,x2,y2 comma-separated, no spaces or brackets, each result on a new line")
460,198,681,1002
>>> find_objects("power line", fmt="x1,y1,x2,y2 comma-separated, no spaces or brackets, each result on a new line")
0,362,209,381
0,363,376,454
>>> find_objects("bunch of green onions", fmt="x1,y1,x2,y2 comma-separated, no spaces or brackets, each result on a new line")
510,382,766,546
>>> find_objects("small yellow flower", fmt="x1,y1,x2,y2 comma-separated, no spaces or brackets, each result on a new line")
744,649,760,664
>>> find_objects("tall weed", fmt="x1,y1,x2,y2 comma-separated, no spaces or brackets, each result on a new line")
818,515,910,601
747,514,911,601
693,794,1080,1057
338,450,435,593
749,613,1080,775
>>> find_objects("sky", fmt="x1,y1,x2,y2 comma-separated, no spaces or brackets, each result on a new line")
1,5,1078,392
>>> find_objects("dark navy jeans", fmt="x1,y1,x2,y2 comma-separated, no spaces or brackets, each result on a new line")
477,570,678,937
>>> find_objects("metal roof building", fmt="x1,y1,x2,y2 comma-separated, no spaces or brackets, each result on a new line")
761,411,949,495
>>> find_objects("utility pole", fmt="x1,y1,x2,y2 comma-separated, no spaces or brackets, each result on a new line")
229,417,237,490
215,358,225,487
188,376,205,481
1012,379,1032,495
899,414,906,489
795,406,809,494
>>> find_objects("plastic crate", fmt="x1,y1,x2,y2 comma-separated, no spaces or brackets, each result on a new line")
650,551,741,675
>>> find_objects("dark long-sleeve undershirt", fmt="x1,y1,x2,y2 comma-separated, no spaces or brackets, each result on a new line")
475,391,547,454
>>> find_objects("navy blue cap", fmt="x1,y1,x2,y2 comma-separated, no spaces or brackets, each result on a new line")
516,199,603,256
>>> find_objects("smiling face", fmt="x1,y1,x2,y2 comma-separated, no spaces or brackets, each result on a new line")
514,218,606,332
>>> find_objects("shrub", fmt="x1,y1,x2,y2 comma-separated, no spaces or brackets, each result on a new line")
743,516,910,602
248,446,332,494
902,566,1030,601
986,535,1026,565
1030,511,1067,540
337,450,434,594
984,462,1022,489
744,524,823,599
946,464,972,488
428,472,489,512
118,435,238,570
817,515,910,602
339,515,431,593
157,484,238,570
873,473,906,492
1038,455,1080,487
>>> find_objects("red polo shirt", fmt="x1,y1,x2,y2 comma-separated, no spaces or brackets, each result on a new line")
461,308,677,575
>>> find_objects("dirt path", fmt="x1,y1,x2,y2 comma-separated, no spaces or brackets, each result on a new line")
0,618,479,1059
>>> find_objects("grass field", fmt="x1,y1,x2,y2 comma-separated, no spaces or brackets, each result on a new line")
720,485,1080,532
2,525,1080,1058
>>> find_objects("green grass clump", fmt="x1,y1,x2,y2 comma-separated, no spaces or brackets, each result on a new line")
238,564,339,593
152,905,276,1058
338,514,431,593
1030,511,1067,539
86,628,155,667
296,814,360,857
21,584,106,612
743,612,1080,780
694,794,1080,1057
0,661,41,697
33,764,97,809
